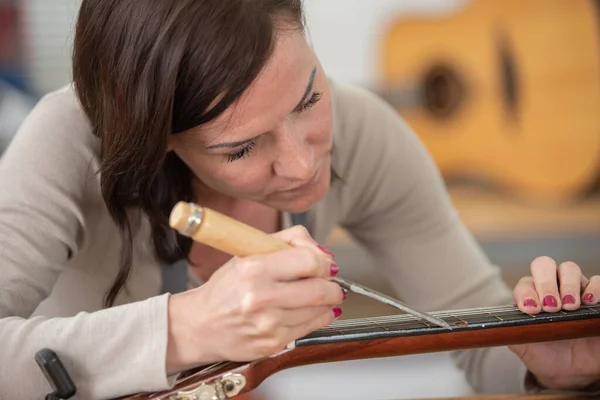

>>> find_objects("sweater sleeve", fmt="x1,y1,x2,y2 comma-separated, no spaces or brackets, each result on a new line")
0,88,176,399
334,84,532,394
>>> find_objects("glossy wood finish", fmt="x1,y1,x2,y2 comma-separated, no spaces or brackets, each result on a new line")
123,313,599,399
413,395,591,400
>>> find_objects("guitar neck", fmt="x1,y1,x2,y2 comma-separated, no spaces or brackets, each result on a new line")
121,305,600,400
296,304,600,346
240,305,600,392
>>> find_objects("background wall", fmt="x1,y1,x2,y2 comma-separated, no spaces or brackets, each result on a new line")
22,0,470,94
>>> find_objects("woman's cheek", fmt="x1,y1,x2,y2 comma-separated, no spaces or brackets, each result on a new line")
215,165,267,195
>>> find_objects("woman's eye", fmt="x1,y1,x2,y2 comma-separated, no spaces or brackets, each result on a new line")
296,91,322,113
227,141,256,163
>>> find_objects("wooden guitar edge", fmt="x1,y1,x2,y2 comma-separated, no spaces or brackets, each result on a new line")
125,318,599,399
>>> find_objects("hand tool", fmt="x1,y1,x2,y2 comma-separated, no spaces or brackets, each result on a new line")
169,201,452,330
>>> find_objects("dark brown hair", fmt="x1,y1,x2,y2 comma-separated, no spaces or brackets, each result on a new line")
72,0,305,307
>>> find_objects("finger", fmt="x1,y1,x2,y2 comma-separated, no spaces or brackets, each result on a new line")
582,275,600,305
530,256,561,312
513,276,542,314
271,225,318,247
557,261,582,310
243,245,334,282
580,274,590,291
279,305,337,327
273,278,345,308
286,306,341,342
271,225,335,261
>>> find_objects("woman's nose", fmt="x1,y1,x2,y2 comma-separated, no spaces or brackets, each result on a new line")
272,130,314,181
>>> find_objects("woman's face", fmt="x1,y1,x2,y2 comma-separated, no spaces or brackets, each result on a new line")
168,27,333,213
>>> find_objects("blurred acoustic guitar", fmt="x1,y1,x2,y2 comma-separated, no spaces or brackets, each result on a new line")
378,0,600,204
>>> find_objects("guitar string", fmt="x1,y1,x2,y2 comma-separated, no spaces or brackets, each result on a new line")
319,310,559,331
312,304,598,332
327,303,598,327
185,304,598,380
318,305,525,328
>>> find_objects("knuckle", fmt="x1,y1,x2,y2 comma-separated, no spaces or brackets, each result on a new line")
530,256,556,273
588,275,600,286
254,316,278,336
313,287,330,306
296,247,322,276
516,276,533,286
239,256,270,280
241,290,269,315
533,255,555,265
291,224,310,238
557,261,581,276
310,281,338,306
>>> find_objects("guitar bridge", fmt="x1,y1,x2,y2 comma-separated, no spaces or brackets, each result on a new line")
168,373,246,400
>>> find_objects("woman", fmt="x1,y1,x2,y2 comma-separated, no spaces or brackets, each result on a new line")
0,0,598,398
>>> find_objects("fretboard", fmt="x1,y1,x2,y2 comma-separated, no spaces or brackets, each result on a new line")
296,304,600,346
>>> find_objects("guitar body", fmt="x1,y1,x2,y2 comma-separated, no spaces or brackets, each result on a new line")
380,0,600,203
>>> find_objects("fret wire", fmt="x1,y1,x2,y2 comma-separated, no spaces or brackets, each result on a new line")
372,318,390,332
488,312,504,322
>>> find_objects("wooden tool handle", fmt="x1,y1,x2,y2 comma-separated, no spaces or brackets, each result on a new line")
169,201,291,256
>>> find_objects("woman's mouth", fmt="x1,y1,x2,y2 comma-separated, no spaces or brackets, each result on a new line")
282,167,321,193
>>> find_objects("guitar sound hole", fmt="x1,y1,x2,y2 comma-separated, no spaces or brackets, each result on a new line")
423,65,464,118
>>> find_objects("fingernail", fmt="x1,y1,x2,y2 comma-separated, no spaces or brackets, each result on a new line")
342,288,348,301
318,244,334,257
333,307,342,319
543,295,557,307
329,263,339,277
583,293,595,303
562,294,576,305
524,298,537,308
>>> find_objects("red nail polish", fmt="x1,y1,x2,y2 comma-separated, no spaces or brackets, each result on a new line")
333,307,342,319
524,298,537,308
562,294,576,305
342,288,348,301
583,293,595,303
329,263,339,277
318,244,334,257
543,295,557,307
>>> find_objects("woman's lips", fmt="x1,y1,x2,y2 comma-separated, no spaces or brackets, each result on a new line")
281,167,321,193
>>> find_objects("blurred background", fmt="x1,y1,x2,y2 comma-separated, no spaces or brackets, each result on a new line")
1,0,599,399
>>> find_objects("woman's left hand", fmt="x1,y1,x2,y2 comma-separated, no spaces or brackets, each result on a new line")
509,256,600,390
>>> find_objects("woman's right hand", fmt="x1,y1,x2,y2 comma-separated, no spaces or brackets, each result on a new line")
165,225,345,374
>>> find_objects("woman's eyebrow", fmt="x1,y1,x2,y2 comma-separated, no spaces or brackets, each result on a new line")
205,137,255,150
292,66,317,112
